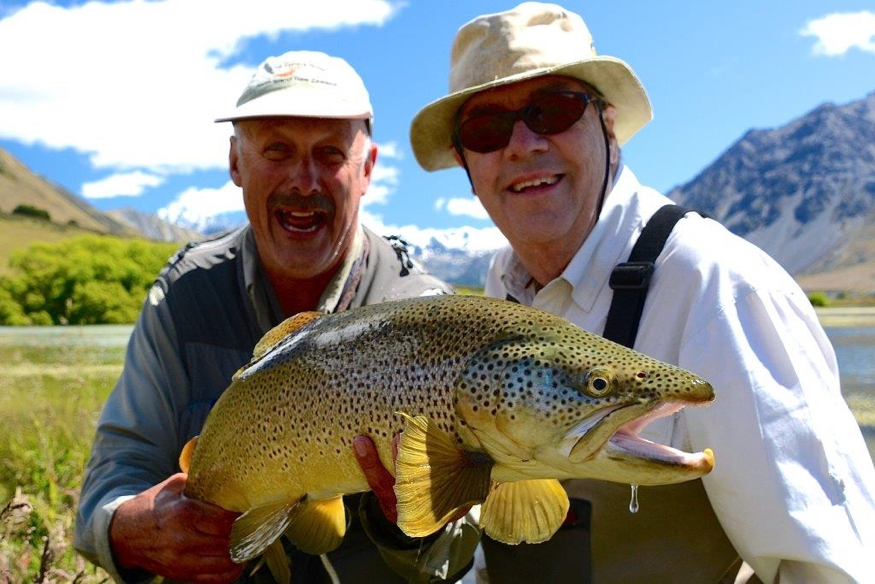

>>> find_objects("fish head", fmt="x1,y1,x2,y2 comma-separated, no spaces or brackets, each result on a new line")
455,327,715,486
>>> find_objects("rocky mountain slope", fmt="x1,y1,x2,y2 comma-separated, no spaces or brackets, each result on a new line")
670,90,875,291
107,208,201,243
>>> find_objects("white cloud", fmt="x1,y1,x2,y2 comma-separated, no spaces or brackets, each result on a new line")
435,196,490,220
801,11,875,56
376,141,402,159
364,161,400,207
81,171,165,199
0,0,400,173
158,180,244,225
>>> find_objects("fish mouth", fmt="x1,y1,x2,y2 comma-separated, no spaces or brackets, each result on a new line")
564,401,714,480
606,403,712,467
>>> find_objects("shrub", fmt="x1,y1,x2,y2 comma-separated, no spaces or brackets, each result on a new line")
808,291,831,307
0,235,178,325
11,205,51,221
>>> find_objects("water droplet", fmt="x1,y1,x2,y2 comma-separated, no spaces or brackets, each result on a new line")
629,484,639,514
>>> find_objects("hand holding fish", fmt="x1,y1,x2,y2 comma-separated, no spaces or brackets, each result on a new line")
109,473,243,583
354,433,473,526
353,434,400,523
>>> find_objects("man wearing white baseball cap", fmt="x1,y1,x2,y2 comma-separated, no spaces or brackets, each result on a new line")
75,50,479,583
412,3,875,583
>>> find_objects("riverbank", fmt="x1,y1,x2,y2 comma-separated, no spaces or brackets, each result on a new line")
815,306,875,328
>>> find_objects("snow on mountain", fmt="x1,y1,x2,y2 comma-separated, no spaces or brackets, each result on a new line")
380,224,508,288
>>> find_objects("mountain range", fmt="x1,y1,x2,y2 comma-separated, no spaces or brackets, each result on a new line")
670,90,875,293
2,89,875,293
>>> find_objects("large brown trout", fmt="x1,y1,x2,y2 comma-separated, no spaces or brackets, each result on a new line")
180,294,715,580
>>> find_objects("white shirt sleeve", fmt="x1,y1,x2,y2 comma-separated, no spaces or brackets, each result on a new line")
679,284,875,583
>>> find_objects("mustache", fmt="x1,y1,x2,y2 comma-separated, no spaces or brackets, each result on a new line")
267,192,335,214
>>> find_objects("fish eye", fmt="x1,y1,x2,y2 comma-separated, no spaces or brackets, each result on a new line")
582,368,615,398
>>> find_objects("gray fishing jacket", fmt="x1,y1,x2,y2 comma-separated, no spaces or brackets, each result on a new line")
74,224,479,583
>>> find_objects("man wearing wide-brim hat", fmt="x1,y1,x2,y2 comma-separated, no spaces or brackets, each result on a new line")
412,3,875,582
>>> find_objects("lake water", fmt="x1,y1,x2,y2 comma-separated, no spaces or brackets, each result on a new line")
823,325,875,461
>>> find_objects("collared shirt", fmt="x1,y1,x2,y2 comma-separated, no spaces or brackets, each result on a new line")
241,225,368,331
485,165,875,583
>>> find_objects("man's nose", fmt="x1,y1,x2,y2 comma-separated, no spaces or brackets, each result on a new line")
505,120,549,157
289,156,320,194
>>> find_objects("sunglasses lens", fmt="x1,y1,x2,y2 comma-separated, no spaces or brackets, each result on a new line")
528,94,588,134
457,93,591,154
458,116,514,153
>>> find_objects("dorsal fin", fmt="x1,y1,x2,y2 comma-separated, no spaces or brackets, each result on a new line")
252,312,323,360
178,436,198,473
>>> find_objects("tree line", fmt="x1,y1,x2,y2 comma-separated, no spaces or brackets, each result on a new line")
0,235,180,325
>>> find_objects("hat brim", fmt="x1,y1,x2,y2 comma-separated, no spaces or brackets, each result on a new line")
215,88,373,123
410,57,652,171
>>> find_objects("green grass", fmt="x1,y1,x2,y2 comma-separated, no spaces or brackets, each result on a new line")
0,331,122,582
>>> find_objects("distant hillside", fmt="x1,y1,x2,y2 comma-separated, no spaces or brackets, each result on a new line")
0,146,203,276
0,147,137,236
107,208,201,244
670,90,875,293
0,212,100,276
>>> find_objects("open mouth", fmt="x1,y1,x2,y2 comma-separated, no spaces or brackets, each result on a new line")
606,402,709,467
275,208,327,233
565,401,712,471
510,174,561,193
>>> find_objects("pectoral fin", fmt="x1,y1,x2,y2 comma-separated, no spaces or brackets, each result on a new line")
178,436,197,473
284,496,347,555
480,479,569,544
230,499,300,563
394,413,492,537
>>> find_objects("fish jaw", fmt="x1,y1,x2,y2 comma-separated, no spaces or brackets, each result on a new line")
559,397,715,486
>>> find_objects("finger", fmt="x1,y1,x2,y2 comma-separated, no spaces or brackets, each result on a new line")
354,435,399,523
186,499,241,537
356,437,394,490
353,435,380,473
391,433,400,465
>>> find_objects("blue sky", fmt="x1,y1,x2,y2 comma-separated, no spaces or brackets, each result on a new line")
1,1,874,249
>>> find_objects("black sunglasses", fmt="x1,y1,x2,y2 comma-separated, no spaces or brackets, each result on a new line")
454,91,599,154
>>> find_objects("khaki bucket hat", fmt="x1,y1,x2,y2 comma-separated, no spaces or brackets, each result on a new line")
410,2,652,171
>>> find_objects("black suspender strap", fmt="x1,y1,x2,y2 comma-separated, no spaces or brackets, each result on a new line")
602,204,693,348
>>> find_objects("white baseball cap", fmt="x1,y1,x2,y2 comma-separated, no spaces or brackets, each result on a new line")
215,50,373,124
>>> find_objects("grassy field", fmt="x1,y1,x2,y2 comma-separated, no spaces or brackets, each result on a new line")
0,327,124,582
1,312,874,581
